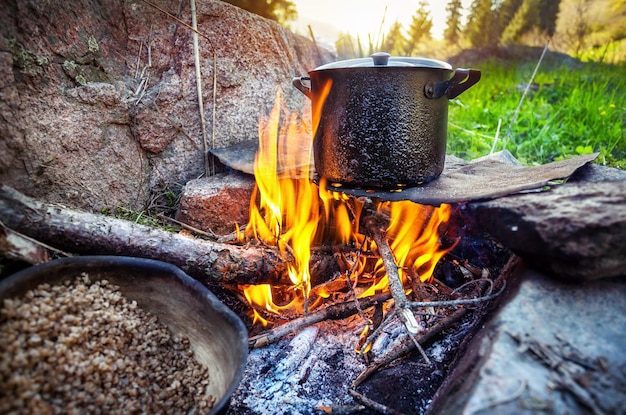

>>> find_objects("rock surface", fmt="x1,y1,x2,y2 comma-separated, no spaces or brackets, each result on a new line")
0,0,333,210
432,265,626,415
468,163,626,280
176,172,255,236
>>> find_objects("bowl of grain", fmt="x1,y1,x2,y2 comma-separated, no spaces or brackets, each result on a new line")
0,256,248,414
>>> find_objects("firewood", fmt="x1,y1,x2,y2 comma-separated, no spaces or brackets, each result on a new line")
248,292,392,348
0,185,339,285
352,255,520,390
0,221,53,264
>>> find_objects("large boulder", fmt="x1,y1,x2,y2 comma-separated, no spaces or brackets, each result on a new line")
0,0,333,210
432,266,626,415
467,164,626,280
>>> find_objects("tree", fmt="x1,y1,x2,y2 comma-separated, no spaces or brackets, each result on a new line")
490,0,523,45
500,0,536,43
444,0,464,46
500,0,561,44
465,0,501,47
223,0,298,25
537,0,561,38
496,0,524,33
567,0,593,57
381,21,406,56
403,1,433,55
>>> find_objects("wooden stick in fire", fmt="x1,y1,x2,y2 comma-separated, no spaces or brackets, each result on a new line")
248,292,392,348
362,215,418,331
362,213,432,364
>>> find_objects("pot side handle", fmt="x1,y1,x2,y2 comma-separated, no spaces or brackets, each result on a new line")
292,76,312,99
425,69,481,100
446,69,481,99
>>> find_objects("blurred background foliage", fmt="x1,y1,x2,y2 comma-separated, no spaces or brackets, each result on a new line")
224,0,625,167
225,0,626,63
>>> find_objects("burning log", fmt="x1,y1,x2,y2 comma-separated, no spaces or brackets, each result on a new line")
0,185,339,285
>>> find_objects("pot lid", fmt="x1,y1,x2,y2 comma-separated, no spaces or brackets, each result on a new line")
313,52,452,71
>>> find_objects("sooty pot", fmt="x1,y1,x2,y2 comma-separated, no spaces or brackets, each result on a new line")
294,52,480,188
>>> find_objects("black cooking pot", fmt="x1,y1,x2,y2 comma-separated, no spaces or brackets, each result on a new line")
293,52,480,188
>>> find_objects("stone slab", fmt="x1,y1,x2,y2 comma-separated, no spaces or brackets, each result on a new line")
333,152,599,205
431,265,626,415
468,163,626,280
210,141,599,205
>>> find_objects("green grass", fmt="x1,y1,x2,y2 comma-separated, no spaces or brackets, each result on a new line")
101,205,177,232
446,60,626,168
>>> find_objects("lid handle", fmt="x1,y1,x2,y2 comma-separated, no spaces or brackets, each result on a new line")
371,52,390,66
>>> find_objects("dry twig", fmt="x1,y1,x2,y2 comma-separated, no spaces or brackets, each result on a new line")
190,0,210,177
140,0,210,41
343,243,374,330
156,213,217,239
141,0,218,176
348,388,405,415
248,292,391,348
451,277,494,296
352,307,469,388
408,283,505,309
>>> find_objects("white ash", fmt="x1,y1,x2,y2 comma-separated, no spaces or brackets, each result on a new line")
370,318,407,356
228,311,467,415
0,274,214,414
228,316,371,415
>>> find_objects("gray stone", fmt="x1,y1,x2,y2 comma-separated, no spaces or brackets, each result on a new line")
0,0,333,210
468,164,626,280
432,266,626,415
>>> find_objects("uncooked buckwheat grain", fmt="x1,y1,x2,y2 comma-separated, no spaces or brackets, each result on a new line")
0,274,215,414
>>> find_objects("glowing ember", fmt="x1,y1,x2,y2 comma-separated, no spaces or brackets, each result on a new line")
239,87,455,325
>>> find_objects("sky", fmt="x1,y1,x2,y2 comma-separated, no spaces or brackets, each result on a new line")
291,0,474,44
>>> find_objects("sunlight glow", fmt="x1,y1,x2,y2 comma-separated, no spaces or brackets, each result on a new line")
292,0,474,41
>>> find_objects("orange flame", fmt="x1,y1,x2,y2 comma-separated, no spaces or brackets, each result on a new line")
240,85,455,324
242,87,330,318
361,202,456,297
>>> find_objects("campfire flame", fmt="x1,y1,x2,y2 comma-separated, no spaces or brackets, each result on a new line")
361,202,454,297
239,86,455,325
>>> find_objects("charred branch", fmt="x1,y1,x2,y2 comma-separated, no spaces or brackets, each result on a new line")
249,292,392,348
352,307,469,388
348,388,404,415
353,255,520,389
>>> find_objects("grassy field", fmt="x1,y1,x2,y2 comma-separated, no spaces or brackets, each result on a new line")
446,59,626,168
